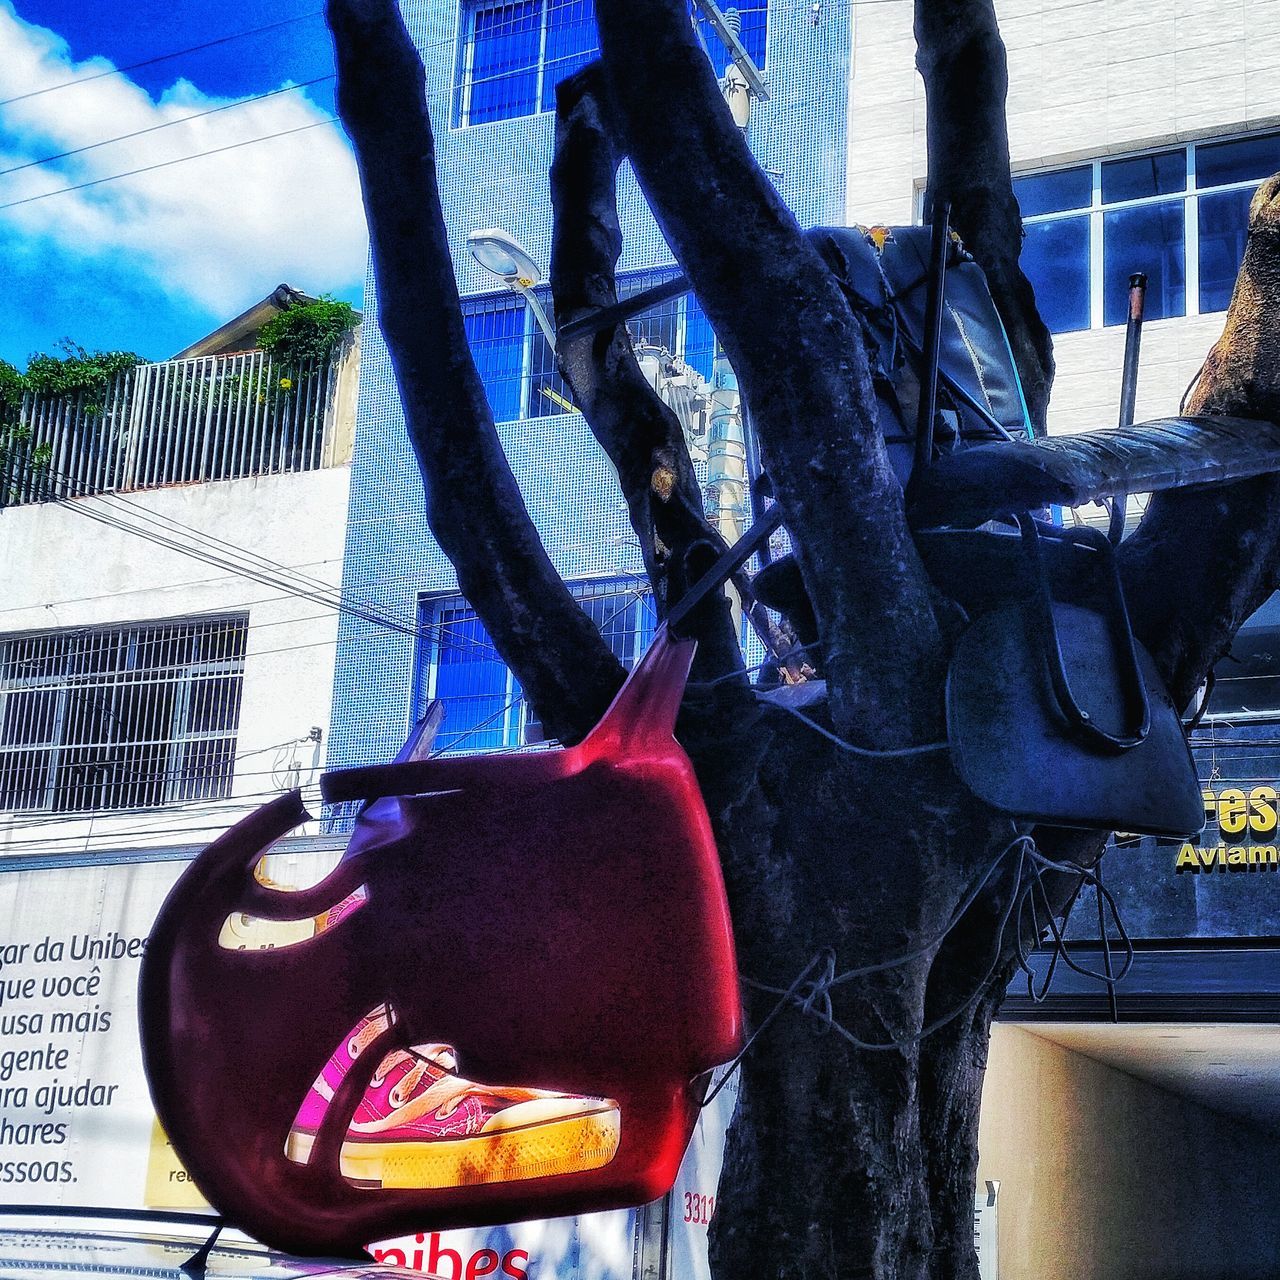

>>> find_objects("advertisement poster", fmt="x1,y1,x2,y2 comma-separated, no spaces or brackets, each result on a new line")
0,852,737,1279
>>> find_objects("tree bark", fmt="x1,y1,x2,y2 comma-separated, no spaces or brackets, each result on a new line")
548,65,745,682
914,0,1054,434
593,0,946,749
327,0,624,745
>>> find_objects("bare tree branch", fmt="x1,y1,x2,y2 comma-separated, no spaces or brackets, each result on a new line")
326,0,623,743
915,0,1055,433
594,0,945,746
549,65,744,681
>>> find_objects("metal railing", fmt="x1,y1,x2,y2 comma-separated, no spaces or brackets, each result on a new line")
1,350,339,506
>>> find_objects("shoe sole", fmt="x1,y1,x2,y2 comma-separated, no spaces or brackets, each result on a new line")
286,1105,621,1189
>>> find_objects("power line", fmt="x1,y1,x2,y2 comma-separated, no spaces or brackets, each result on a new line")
0,76,336,179
0,118,338,214
0,12,324,109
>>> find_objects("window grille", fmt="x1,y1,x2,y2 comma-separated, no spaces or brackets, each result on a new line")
414,578,655,752
461,268,717,422
1013,130,1280,334
0,616,247,813
453,0,766,128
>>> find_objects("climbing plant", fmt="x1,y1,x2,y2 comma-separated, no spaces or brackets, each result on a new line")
257,296,359,372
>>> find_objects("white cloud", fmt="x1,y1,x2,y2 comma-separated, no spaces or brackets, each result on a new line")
0,3,367,322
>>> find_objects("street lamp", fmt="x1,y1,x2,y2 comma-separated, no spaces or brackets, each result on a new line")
466,227,557,352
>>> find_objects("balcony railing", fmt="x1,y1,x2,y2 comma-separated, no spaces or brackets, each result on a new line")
1,349,342,507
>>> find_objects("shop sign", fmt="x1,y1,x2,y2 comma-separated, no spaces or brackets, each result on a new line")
0,853,734,1279
1175,787,1280,873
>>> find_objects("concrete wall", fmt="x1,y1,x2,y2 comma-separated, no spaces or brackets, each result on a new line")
846,0,1280,434
978,1023,1280,1279
0,467,351,856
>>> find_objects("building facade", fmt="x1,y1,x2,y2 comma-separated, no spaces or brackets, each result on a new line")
0,293,360,859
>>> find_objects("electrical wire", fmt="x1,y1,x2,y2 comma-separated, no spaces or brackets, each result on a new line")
0,76,336,179
0,12,325,109
0,119,338,214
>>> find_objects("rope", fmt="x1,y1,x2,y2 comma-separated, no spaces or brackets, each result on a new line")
702,831,1134,1094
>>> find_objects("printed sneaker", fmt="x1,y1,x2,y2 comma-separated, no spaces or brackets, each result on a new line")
286,1007,620,1189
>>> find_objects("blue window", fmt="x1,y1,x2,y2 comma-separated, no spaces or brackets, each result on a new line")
464,269,720,422
456,0,598,126
1013,132,1280,332
462,295,525,421
415,579,656,751
1021,217,1090,334
1102,200,1185,326
456,0,766,126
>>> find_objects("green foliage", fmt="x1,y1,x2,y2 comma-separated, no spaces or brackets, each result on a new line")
16,341,146,415
257,296,359,371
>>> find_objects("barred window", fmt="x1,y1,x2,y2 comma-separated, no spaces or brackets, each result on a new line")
0,616,247,813
454,0,766,128
414,579,654,752
462,268,716,422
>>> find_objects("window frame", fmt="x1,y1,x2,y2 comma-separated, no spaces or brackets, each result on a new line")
414,578,656,752
1013,131,1280,333
461,267,717,423
0,616,248,814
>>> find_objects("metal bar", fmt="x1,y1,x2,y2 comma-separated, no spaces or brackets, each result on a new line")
557,275,693,343
911,200,951,488
1110,272,1147,543
690,0,769,98
666,502,784,636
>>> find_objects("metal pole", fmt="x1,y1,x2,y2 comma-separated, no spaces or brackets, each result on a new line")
1110,271,1147,544
911,201,951,490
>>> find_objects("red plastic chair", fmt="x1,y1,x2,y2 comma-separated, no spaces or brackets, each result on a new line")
140,627,742,1257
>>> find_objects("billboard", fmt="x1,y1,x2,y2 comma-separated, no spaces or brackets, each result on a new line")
0,850,735,1279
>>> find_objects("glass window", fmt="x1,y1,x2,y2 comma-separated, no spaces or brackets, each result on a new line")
1015,135,1280,330
1103,200,1185,325
466,0,541,125
416,580,655,751
1101,150,1186,204
458,0,762,126
684,293,716,381
541,0,598,112
0,617,246,813
1196,131,1280,189
527,314,576,418
463,296,525,422
1022,216,1090,334
1198,187,1253,314
1014,166,1090,218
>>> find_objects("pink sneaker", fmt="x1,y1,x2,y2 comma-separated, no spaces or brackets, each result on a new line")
286,1008,620,1189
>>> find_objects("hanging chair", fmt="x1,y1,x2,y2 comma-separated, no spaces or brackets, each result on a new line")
140,626,741,1258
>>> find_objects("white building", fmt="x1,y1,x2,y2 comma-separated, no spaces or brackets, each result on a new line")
848,0,1280,436
0,289,359,859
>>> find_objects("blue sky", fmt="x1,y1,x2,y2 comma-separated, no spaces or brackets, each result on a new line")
0,1,367,366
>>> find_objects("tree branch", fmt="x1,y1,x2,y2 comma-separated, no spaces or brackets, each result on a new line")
594,0,945,746
549,65,744,681
915,0,1055,433
1122,174,1280,707
326,0,624,744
